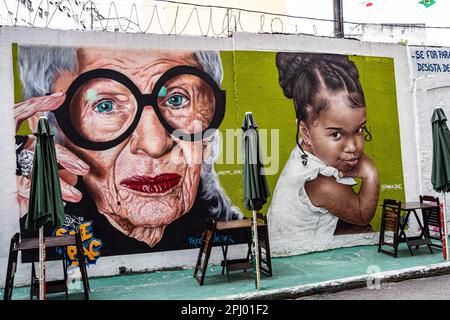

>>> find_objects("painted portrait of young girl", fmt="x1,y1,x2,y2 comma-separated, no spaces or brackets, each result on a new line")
268,52,380,255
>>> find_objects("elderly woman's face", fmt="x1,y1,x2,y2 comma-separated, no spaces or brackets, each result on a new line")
54,48,215,246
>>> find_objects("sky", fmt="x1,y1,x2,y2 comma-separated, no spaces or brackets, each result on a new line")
23,0,449,45
149,0,450,45
285,0,450,45
343,0,450,45
343,0,445,25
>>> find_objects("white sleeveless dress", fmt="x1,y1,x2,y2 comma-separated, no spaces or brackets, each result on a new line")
268,144,378,256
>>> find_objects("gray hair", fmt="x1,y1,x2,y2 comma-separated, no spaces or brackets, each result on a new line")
193,51,242,220
18,45,242,221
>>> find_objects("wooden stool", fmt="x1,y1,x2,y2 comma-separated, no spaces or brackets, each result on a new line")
194,214,272,285
3,230,90,300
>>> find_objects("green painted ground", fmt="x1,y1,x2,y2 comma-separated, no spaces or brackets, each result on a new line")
2,243,446,300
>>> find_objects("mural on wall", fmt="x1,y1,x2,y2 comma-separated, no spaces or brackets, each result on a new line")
217,50,404,256
268,52,380,254
14,45,243,258
13,44,404,259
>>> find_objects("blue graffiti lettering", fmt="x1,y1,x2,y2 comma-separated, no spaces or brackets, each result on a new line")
417,63,442,72
187,234,236,248
53,219,102,267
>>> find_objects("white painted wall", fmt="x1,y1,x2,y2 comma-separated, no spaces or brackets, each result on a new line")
408,46,450,219
0,27,415,287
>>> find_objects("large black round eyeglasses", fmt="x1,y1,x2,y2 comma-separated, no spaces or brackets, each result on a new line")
53,66,226,151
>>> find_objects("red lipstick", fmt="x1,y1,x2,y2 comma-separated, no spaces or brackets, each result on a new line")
120,174,181,194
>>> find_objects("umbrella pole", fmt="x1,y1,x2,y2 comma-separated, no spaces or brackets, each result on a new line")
252,210,261,289
39,226,46,300
443,193,450,261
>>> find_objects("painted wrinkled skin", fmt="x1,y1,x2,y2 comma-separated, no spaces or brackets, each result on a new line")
16,48,216,247
58,48,215,246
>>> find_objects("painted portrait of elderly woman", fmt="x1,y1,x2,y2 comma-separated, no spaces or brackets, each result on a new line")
15,45,242,256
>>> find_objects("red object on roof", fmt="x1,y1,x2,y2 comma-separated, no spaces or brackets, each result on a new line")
366,2,373,6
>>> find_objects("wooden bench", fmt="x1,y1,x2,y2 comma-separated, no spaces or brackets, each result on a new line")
3,229,90,300
194,214,272,285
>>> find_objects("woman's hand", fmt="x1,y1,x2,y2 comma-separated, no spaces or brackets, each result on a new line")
15,93,90,217
15,93,65,131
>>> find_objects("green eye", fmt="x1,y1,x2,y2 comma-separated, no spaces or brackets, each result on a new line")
95,100,114,113
165,93,189,109
168,95,184,107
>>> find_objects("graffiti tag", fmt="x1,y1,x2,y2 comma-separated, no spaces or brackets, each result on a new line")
187,234,235,248
217,169,242,176
54,221,102,267
381,184,403,191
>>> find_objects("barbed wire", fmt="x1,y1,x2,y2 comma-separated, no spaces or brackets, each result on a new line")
1,0,448,40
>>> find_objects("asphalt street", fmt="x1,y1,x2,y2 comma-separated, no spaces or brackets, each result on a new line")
298,273,450,300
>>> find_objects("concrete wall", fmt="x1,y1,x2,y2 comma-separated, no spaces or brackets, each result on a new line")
0,27,415,286
408,46,450,211
350,24,427,45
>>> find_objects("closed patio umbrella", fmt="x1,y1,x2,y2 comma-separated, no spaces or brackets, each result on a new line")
25,116,65,300
242,112,270,289
431,108,450,261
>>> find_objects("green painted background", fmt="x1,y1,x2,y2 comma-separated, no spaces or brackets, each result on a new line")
13,46,404,231
217,51,405,230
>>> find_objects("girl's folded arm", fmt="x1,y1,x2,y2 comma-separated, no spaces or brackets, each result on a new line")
305,174,379,226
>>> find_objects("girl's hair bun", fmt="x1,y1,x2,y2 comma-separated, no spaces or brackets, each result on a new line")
276,52,314,99
275,52,365,124
276,52,360,99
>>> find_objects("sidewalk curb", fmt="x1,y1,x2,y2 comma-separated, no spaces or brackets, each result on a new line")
213,261,450,300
